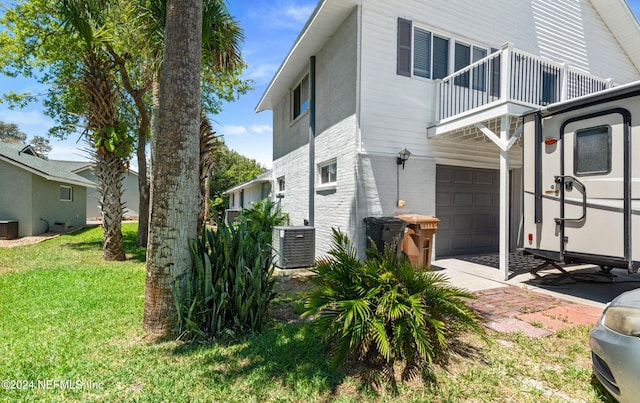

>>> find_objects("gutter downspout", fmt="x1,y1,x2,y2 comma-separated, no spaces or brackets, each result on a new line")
308,56,316,226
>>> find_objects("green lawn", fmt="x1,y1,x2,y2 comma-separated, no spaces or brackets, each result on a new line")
0,224,612,402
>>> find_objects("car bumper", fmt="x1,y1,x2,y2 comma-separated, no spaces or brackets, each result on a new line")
590,320,640,403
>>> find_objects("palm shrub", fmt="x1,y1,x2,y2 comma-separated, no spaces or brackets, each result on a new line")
237,198,288,244
303,229,485,386
174,219,276,341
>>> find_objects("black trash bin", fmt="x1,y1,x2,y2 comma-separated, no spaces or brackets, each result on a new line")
363,216,407,255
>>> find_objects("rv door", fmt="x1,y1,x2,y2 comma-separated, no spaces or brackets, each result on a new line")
559,110,629,261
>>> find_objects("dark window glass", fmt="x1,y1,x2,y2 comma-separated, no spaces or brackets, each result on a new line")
60,186,72,201
575,126,610,175
432,36,449,79
413,28,431,78
454,42,470,86
541,69,558,104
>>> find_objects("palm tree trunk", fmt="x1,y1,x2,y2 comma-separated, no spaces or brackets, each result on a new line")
143,0,202,336
82,50,127,261
95,152,126,260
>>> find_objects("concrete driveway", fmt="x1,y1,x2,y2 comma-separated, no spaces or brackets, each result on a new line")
433,253,640,308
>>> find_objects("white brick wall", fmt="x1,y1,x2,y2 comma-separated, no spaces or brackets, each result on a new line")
314,115,358,257
272,145,309,227
355,153,436,257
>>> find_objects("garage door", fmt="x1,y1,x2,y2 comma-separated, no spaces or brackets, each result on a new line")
435,165,499,257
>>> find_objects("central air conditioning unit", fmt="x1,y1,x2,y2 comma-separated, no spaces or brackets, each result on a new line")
272,226,315,269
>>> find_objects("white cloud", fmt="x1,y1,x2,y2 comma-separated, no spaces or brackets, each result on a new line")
222,125,249,136
251,124,272,134
47,142,91,162
247,63,280,84
248,1,315,30
0,109,54,133
283,3,315,24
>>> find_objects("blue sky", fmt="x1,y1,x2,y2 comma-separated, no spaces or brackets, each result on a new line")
0,0,639,170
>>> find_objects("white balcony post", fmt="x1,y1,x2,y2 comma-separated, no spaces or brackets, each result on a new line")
500,43,513,102
435,81,442,122
499,115,510,280
560,63,569,101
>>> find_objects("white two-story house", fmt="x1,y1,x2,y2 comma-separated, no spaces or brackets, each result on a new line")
255,0,640,277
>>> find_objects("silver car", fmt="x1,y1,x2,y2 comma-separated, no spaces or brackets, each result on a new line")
590,288,640,403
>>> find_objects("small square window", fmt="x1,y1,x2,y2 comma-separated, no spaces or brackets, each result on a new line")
319,161,337,185
60,186,73,201
277,176,285,192
575,126,610,176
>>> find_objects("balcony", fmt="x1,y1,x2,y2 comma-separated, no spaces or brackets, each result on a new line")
429,44,613,137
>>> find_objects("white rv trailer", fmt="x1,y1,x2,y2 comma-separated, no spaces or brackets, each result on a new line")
522,81,640,275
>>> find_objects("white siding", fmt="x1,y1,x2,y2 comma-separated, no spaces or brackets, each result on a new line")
357,0,640,161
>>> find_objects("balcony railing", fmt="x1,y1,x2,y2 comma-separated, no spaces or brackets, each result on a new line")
438,44,613,121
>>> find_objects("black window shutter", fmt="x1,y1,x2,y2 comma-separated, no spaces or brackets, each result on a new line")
397,18,412,77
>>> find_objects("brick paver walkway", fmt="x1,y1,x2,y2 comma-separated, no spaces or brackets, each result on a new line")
469,286,603,337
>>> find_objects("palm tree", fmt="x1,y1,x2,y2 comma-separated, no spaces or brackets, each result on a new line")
131,0,244,247
59,0,130,261
143,0,202,336
142,0,244,336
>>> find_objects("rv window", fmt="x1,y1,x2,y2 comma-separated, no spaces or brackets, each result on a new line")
575,126,610,175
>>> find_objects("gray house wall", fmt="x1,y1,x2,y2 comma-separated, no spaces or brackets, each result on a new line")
271,9,359,255
313,9,359,256
0,159,33,236
0,159,87,237
31,175,86,235
77,169,139,219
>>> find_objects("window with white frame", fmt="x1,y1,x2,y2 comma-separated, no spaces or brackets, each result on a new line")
292,74,309,120
319,160,337,185
277,176,285,193
398,18,489,83
60,185,73,201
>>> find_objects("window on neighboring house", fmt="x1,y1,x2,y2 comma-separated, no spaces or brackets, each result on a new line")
292,74,309,120
277,176,285,193
319,160,337,185
575,126,611,176
231,193,235,207
60,186,73,201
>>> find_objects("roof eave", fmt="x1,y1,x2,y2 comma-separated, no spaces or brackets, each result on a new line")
0,155,96,188
591,0,640,74
255,0,360,112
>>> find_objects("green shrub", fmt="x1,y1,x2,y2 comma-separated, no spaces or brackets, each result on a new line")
303,229,485,387
237,198,288,243
174,220,276,341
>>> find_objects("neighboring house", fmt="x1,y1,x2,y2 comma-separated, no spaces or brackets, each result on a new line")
51,160,141,220
223,170,273,222
0,142,93,237
254,0,640,275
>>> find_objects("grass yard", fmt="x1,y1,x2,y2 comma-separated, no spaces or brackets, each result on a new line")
0,224,613,402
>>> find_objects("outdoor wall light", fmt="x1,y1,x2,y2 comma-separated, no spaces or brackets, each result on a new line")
397,148,412,170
